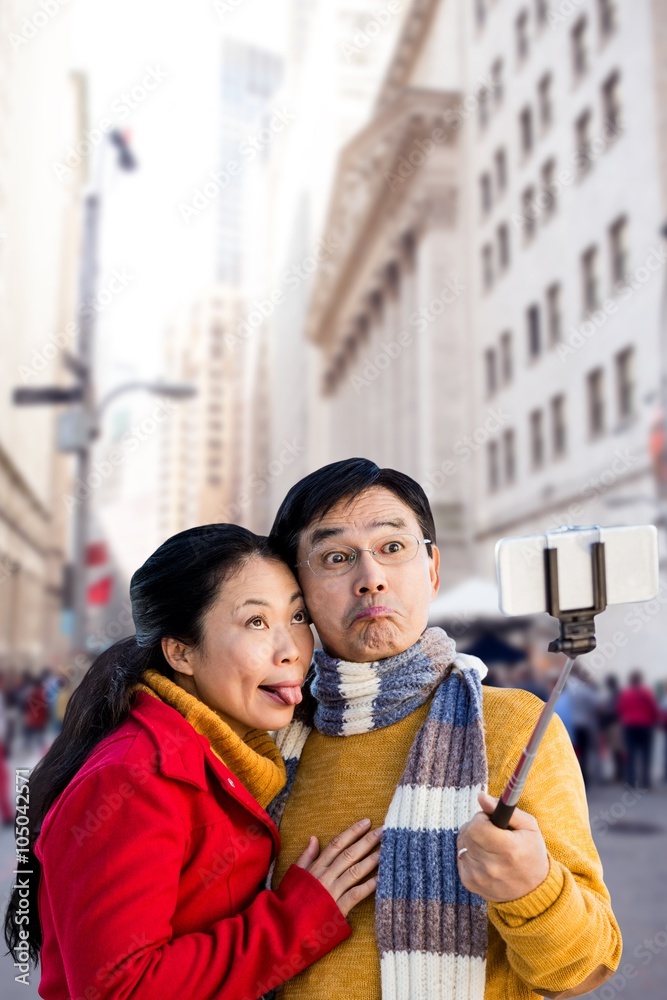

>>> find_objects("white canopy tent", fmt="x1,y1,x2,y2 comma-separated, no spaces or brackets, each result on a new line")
428,577,504,626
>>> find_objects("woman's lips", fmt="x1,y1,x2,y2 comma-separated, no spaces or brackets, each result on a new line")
353,606,395,621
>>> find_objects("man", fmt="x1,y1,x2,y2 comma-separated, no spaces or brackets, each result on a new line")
267,458,621,1000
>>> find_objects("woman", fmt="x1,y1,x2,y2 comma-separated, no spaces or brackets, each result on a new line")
4,525,382,999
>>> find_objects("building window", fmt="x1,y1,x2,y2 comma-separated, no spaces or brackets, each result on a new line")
535,0,549,28
522,186,537,240
538,73,553,131
503,429,516,484
602,71,622,136
541,159,557,219
495,148,508,194
571,17,588,80
582,245,600,314
527,303,541,359
497,223,510,272
492,59,504,105
482,244,494,290
587,368,605,437
516,10,529,64
488,440,500,492
615,347,635,421
551,394,567,457
575,109,593,174
609,216,629,286
480,172,493,215
485,347,498,396
500,331,513,383
530,410,545,469
520,106,534,156
546,283,562,344
478,86,491,128
598,0,617,38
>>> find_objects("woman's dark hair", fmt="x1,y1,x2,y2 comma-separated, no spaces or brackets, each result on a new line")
4,524,282,966
269,457,437,567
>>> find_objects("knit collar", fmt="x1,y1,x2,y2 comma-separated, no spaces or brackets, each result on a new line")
312,626,458,736
132,668,286,809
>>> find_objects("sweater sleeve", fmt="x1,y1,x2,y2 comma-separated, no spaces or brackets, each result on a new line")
485,690,622,998
37,762,350,1000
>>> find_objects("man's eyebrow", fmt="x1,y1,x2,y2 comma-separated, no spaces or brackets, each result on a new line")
307,518,409,547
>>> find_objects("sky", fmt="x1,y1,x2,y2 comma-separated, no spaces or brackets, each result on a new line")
69,0,287,393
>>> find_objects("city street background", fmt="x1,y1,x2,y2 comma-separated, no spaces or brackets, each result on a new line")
2,0,667,995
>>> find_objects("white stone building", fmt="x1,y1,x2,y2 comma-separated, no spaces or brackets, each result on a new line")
259,0,667,678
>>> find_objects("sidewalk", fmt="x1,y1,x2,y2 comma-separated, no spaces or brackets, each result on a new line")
586,782,667,999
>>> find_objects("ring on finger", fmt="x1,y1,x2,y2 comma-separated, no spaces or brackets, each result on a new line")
457,846,469,859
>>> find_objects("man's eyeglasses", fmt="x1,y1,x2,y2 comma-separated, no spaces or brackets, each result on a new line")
298,533,432,578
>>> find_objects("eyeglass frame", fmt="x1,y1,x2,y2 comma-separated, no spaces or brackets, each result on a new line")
297,533,433,577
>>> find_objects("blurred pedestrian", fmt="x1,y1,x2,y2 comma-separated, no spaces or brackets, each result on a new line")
22,673,49,753
2,673,20,756
598,676,624,784
0,686,13,826
567,671,600,787
659,682,667,784
617,670,659,790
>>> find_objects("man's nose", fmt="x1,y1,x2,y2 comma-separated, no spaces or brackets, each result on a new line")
351,549,388,594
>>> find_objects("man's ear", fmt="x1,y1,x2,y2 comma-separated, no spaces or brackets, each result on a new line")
161,637,195,677
429,545,441,598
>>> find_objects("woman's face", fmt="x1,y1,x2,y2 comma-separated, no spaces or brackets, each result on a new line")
167,556,314,737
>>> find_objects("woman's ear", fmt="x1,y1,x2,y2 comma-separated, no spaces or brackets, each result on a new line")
162,637,195,677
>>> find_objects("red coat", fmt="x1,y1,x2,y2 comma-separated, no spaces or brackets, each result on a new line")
617,685,660,728
34,691,350,1000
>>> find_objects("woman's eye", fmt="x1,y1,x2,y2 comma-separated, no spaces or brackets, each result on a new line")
292,609,311,624
248,617,266,628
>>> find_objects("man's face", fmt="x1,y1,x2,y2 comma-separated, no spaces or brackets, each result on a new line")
295,487,440,662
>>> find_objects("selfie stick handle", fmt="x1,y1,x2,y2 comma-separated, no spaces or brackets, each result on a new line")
490,540,607,830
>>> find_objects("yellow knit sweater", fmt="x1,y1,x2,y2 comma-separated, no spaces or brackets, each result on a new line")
272,686,621,1000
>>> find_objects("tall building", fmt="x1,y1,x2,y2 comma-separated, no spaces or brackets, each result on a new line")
218,39,284,286
159,286,246,536
158,38,285,540
244,0,411,531
275,0,667,678
0,4,82,672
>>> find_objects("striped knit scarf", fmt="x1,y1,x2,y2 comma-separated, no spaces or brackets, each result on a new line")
268,627,489,1000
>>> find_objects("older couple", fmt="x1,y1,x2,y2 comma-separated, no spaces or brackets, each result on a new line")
10,457,620,1000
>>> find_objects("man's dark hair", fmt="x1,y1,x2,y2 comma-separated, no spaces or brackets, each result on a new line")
269,457,436,567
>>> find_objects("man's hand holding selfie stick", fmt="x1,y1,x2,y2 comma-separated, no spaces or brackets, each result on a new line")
457,524,658,904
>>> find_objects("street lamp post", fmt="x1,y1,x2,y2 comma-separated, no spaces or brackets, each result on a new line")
13,129,196,659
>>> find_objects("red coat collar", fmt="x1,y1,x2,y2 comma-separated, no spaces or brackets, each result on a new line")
130,691,282,852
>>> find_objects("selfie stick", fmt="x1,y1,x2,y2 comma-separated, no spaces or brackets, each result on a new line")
490,539,607,829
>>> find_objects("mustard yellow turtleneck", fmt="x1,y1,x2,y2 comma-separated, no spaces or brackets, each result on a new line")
272,686,621,1000
132,668,286,809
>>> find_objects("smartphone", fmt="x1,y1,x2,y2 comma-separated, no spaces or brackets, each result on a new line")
496,524,659,616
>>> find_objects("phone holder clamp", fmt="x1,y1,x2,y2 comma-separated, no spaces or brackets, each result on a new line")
543,541,608,657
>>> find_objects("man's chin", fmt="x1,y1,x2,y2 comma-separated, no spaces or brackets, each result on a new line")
348,617,406,661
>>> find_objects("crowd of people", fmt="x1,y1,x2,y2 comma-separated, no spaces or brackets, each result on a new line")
504,658,667,790
0,669,70,826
